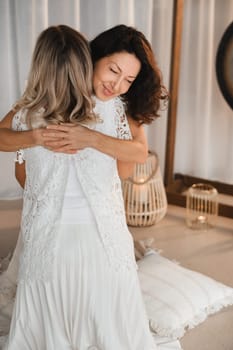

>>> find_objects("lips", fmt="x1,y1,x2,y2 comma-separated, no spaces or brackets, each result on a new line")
102,85,114,97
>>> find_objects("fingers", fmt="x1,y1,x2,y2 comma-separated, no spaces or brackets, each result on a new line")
52,143,78,153
46,124,74,132
42,130,67,139
45,140,69,148
60,123,76,127
43,133,65,139
53,148,78,154
42,124,89,150
33,128,62,146
47,123,87,132
44,125,79,140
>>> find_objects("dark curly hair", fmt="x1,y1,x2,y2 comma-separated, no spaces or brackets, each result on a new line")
90,24,169,124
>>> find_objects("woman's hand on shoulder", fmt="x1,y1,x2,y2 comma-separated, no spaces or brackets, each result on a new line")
42,123,94,153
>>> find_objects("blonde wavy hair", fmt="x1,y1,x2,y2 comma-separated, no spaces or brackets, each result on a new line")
14,25,96,128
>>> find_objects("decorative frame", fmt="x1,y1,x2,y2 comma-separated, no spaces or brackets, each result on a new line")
216,21,233,110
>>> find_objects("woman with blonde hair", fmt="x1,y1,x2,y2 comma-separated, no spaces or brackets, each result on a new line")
1,24,169,349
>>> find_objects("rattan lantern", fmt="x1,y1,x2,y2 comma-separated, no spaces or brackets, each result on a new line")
122,151,167,227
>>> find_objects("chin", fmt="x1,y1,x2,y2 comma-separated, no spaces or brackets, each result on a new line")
96,94,113,101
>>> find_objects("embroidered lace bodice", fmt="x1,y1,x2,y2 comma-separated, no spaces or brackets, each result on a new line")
12,97,137,283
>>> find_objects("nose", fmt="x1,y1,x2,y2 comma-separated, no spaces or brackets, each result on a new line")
112,77,122,93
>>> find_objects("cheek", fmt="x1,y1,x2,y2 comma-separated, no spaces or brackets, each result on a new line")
93,64,103,82
93,71,108,87
92,76,98,93
120,82,131,95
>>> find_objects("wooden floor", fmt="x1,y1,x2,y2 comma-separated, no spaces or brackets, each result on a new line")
130,205,233,350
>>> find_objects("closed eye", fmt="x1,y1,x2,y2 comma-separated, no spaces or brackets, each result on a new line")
110,68,118,74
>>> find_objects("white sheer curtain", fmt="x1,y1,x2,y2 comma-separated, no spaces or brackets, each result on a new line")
0,0,232,199
175,0,233,184
0,0,173,199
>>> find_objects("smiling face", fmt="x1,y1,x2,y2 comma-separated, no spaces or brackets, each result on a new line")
92,51,141,101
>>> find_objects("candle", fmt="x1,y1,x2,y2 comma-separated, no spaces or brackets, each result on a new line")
197,215,207,224
132,183,148,203
139,184,148,203
186,183,218,229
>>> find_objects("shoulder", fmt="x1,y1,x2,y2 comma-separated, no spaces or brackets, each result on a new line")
0,109,18,128
127,115,147,148
12,108,29,131
127,116,142,134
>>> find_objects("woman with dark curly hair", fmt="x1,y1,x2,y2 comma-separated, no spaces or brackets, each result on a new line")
43,24,168,160
90,24,168,123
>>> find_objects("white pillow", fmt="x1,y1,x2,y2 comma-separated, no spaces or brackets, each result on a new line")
137,250,233,339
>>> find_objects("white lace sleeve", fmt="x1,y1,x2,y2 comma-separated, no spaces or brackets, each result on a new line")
12,109,28,164
114,97,132,140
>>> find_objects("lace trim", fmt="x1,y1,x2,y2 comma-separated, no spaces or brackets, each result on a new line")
114,97,132,140
0,255,16,336
149,293,233,340
19,154,68,283
0,271,16,311
12,109,28,163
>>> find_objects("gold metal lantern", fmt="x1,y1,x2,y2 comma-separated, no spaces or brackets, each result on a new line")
122,151,167,227
186,183,219,230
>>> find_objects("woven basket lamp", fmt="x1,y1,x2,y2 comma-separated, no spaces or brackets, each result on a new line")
122,151,167,227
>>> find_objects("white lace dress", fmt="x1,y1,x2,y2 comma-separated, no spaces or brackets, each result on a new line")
2,97,157,350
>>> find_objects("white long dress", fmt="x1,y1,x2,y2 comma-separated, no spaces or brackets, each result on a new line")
3,97,157,350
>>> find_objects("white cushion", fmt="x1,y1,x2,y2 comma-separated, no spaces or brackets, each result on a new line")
137,250,233,339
